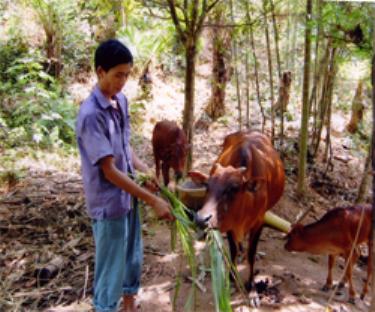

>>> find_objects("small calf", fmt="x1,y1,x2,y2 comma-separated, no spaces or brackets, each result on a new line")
285,204,372,303
152,120,189,186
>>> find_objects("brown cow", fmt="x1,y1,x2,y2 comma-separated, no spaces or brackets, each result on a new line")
152,120,189,186
285,204,372,303
189,131,285,291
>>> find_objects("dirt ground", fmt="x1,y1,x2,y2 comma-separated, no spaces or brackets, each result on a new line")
1,62,372,312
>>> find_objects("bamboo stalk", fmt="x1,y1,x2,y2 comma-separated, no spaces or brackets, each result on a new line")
264,211,291,233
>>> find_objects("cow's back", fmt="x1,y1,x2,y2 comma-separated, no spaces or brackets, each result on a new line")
152,120,181,156
216,131,284,210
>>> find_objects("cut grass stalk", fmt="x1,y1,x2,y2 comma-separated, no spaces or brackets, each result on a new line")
207,229,251,308
264,211,291,233
159,186,197,311
207,230,232,312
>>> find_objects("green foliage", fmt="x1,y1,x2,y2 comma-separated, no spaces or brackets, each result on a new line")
319,2,372,58
0,35,29,83
118,24,170,67
0,46,77,148
208,230,232,312
29,0,94,78
129,99,146,129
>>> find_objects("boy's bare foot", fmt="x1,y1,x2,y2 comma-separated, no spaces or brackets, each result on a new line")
122,294,138,312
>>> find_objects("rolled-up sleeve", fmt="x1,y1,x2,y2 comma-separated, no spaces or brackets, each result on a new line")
79,113,113,166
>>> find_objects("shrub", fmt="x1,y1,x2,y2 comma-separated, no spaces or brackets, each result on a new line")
0,45,77,148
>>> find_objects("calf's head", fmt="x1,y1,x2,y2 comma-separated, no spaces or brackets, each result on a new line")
284,224,305,252
172,142,189,181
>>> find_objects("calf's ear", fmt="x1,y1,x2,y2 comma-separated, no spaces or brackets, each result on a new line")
188,171,208,185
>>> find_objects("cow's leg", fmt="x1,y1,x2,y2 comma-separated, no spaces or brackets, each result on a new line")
227,231,238,282
323,255,336,291
345,250,359,304
161,162,170,186
154,155,161,181
361,241,372,300
245,226,263,292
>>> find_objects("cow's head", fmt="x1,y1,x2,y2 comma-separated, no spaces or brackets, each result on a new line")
189,163,259,229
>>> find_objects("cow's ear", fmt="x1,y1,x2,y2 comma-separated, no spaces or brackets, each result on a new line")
188,171,208,185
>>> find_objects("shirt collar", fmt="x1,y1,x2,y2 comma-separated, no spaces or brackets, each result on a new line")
93,85,121,110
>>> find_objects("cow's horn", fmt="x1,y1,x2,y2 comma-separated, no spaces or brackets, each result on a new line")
213,163,223,171
238,166,247,174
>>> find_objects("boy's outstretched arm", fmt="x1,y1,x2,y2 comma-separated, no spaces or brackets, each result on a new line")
100,155,174,221
130,147,149,173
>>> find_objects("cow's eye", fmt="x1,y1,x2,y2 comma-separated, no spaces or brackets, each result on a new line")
226,184,240,195
231,185,240,193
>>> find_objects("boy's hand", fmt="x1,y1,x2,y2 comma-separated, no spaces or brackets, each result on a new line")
144,179,159,193
152,197,174,221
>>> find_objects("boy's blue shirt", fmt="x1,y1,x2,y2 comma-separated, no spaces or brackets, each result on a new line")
76,85,134,220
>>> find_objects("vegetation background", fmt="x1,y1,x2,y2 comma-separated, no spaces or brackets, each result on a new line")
0,0,374,311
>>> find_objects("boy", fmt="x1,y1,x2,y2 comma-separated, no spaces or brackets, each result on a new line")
76,39,173,312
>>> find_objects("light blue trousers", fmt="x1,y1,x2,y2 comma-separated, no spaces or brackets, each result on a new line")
92,205,143,312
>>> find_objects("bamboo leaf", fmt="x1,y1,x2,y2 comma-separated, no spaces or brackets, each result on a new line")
208,230,232,312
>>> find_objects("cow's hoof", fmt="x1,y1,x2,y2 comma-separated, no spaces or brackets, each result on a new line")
335,290,343,296
360,293,365,300
338,282,345,289
249,291,260,308
321,284,331,292
348,297,356,305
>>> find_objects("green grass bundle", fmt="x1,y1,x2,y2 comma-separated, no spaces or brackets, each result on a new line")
207,230,232,312
135,173,236,311
159,186,197,311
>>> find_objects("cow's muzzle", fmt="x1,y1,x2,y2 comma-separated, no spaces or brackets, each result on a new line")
175,171,183,182
193,212,212,229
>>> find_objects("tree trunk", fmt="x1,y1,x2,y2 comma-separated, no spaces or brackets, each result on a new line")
347,80,365,133
297,0,313,195
323,90,332,163
285,0,291,70
270,0,281,79
323,51,338,164
290,11,298,88
370,10,375,310
356,146,371,204
308,0,323,117
247,3,265,132
274,71,292,149
230,0,242,130
313,47,337,157
311,38,332,145
274,72,292,113
205,6,229,120
245,46,250,129
166,0,220,172
263,0,275,140
183,43,197,171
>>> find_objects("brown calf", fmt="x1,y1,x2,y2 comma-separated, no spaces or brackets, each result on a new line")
152,120,189,185
189,131,285,291
285,204,372,302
